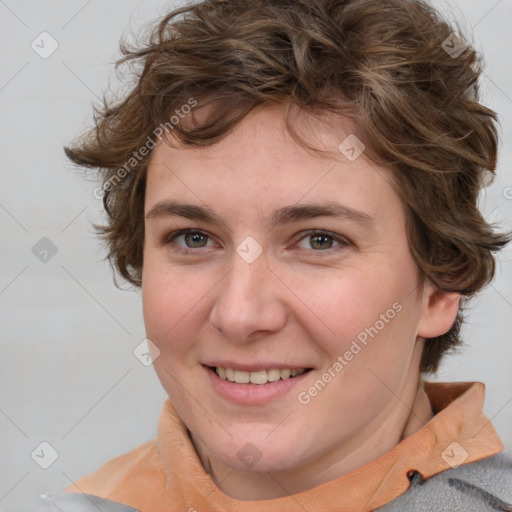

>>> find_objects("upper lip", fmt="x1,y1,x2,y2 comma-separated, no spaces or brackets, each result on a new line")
203,361,313,372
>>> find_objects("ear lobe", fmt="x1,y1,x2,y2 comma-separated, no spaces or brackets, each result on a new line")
417,285,461,339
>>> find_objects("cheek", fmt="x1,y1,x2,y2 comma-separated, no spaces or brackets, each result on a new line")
142,267,201,394
312,260,420,366
142,257,219,365
310,269,400,336
142,259,190,346
310,288,421,425
142,267,167,339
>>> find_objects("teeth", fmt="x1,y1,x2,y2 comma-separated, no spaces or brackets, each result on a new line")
267,369,281,382
249,370,267,385
281,369,291,379
234,370,250,384
215,367,306,384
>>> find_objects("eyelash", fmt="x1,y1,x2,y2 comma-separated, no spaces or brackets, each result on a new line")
161,229,351,256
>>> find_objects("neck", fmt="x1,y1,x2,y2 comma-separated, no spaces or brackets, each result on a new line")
189,378,434,501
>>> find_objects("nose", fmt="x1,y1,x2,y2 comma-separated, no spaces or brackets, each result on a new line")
208,246,287,342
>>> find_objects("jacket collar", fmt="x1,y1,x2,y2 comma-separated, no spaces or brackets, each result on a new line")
156,381,504,511
65,381,504,512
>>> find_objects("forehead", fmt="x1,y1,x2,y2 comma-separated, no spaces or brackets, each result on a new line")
144,105,402,226
153,104,359,163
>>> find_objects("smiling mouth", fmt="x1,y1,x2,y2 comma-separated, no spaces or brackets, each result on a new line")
206,366,313,385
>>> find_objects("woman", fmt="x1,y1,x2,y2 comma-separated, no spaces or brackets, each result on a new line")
41,0,512,510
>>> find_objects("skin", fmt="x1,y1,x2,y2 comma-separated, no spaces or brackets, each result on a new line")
141,104,460,500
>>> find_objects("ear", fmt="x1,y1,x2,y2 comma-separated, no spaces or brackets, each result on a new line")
417,281,461,339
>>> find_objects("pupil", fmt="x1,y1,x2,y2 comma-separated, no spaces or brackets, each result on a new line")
187,233,205,247
312,235,331,249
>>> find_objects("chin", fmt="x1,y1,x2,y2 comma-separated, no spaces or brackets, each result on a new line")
215,438,306,474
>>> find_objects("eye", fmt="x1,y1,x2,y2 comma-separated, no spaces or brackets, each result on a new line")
294,230,349,253
162,228,350,255
163,229,214,252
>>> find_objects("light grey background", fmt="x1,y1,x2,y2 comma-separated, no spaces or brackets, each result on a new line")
0,1,511,510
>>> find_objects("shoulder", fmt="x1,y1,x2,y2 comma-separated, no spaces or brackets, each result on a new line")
35,439,164,511
376,451,512,512
62,439,165,496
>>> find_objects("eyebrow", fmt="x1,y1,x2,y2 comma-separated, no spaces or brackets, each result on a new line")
145,200,376,231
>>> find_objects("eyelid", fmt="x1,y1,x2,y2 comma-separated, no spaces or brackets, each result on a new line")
161,228,351,254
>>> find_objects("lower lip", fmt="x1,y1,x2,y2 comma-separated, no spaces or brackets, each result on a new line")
204,365,313,405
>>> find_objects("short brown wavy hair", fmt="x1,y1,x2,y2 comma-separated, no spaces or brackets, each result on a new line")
65,0,511,373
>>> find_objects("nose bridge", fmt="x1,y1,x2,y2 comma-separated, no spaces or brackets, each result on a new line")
209,243,284,339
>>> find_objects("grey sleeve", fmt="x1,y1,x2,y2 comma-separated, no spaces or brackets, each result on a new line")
34,493,141,512
376,451,512,512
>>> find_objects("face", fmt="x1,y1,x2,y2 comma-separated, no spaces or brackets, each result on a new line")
142,105,456,475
